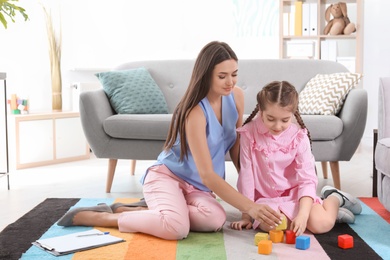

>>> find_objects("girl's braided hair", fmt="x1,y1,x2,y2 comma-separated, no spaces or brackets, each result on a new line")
243,81,312,146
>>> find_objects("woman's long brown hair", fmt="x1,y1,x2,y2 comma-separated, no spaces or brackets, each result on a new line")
163,41,238,161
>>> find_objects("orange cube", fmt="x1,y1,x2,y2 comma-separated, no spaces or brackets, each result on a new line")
338,234,354,249
269,230,284,243
258,240,272,255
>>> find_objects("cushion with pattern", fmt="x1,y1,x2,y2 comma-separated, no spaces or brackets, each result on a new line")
96,68,169,114
298,72,362,115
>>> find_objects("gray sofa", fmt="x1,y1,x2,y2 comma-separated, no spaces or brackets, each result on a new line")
79,59,367,192
375,78,390,211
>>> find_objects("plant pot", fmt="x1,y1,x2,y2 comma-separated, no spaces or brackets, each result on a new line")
51,58,62,112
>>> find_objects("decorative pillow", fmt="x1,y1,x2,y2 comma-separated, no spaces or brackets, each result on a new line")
96,67,169,114
298,72,362,115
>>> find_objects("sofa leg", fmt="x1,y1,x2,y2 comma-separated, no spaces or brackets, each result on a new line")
321,161,328,179
130,160,136,176
106,159,118,193
329,161,341,190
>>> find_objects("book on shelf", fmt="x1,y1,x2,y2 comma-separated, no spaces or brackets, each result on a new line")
309,3,317,35
302,2,317,36
302,2,310,36
294,1,302,36
320,40,337,61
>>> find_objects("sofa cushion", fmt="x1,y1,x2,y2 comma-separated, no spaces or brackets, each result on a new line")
375,138,390,177
104,114,342,142
104,114,172,140
96,67,169,114
299,72,362,115
301,115,343,141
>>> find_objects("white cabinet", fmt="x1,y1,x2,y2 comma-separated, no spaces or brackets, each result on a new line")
12,112,90,169
279,0,363,74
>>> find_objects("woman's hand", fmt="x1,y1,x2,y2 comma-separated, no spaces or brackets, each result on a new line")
247,204,283,229
230,219,252,230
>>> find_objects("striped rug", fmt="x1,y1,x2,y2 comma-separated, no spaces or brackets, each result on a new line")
14,197,390,259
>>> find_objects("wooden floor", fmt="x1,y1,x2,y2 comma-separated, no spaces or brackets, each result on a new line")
0,138,374,232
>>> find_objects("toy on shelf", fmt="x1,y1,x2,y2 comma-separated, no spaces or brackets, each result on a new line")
8,94,29,114
323,2,356,35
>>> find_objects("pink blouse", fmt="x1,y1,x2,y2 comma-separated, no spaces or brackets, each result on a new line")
237,116,322,228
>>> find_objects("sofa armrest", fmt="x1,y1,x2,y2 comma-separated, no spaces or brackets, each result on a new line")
79,89,116,157
379,78,390,140
335,88,368,159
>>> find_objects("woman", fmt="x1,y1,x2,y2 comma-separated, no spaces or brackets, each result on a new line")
58,41,283,240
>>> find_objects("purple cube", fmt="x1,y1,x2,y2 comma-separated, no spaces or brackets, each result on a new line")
296,235,310,250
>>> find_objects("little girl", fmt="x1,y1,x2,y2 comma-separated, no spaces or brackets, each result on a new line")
230,81,362,236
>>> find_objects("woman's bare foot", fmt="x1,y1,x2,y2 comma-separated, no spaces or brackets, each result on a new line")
72,211,119,227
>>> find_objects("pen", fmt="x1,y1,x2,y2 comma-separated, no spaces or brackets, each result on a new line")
77,232,110,237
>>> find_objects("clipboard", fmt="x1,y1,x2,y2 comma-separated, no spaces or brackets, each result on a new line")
32,229,125,256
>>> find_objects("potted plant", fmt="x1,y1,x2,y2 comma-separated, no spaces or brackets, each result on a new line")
42,4,62,111
0,0,28,29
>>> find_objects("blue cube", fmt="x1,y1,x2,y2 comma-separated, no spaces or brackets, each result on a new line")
295,236,310,250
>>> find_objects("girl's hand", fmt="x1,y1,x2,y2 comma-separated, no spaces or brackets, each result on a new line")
247,204,283,229
290,214,308,237
230,219,253,230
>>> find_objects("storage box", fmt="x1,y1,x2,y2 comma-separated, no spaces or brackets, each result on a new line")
286,41,315,58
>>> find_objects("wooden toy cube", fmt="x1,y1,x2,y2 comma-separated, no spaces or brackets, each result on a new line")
258,240,272,255
285,230,296,244
275,215,287,230
254,232,269,246
269,230,284,243
338,234,354,249
295,235,310,250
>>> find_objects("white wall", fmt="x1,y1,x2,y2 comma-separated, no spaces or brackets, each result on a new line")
363,0,390,140
0,0,388,141
0,0,279,111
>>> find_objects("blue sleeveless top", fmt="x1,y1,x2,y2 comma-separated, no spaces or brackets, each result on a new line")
141,93,238,191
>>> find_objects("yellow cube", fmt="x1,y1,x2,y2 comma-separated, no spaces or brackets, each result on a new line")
269,230,284,243
254,232,269,246
258,240,272,255
275,215,287,230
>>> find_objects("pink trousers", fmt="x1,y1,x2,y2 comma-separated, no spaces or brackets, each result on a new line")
118,164,226,240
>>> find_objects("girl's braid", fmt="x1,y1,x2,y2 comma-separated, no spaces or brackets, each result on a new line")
294,110,312,148
243,106,259,126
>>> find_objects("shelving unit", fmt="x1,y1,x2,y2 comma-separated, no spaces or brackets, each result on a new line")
9,112,90,169
279,0,363,74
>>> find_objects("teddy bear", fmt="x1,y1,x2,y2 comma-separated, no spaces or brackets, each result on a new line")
323,2,356,35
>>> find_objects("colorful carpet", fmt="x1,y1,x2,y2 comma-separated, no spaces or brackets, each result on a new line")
1,197,389,260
